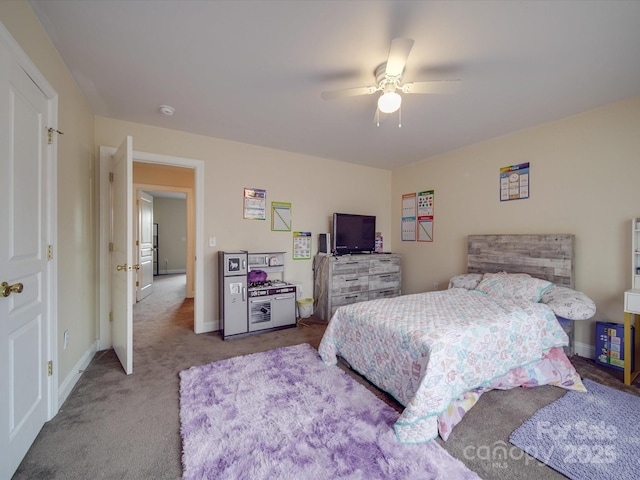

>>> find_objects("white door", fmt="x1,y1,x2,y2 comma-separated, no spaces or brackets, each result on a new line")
111,137,134,375
136,191,154,302
0,39,52,478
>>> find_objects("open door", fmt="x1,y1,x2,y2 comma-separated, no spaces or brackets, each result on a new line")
111,137,134,375
136,191,154,302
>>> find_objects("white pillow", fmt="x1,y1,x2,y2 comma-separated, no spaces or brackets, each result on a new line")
540,285,596,320
474,273,552,303
447,273,484,290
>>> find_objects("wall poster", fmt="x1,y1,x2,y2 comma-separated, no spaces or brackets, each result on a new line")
417,190,434,242
500,162,529,201
292,231,312,260
401,193,417,241
243,188,266,219
271,201,291,231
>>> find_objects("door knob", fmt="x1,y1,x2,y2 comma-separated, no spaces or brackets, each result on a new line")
1,282,24,298
133,264,140,270
116,264,129,271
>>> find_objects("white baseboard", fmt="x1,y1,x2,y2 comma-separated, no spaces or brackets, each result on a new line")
58,341,97,408
574,340,595,360
196,319,219,334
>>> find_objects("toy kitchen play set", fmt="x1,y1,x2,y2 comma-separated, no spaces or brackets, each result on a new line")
218,251,298,339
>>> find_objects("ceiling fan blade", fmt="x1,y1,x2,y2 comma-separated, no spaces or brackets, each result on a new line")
321,85,377,100
385,38,414,77
402,80,461,94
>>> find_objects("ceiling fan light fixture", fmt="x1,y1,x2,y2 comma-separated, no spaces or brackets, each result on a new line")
378,91,402,113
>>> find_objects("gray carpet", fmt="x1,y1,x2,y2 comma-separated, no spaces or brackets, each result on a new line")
12,274,640,479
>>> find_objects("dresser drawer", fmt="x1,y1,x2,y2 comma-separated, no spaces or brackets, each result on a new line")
331,275,369,295
369,257,401,275
332,259,370,276
369,288,400,301
369,273,400,291
331,291,370,313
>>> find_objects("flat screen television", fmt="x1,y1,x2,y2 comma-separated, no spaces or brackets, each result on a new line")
332,213,376,255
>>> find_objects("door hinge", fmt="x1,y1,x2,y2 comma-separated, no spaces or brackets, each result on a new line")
109,172,114,182
47,127,64,145
47,245,53,260
136,281,139,287
136,199,139,206
109,243,114,252
47,360,52,377
109,311,113,322
135,240,139,246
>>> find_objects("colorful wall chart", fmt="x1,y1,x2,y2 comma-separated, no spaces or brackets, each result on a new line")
417,190,434,242
500,163,529,201
271,201,291,231
402,193,417,241
243,188,266,219
292,231,312,260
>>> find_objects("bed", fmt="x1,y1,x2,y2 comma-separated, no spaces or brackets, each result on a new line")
318,234,594,444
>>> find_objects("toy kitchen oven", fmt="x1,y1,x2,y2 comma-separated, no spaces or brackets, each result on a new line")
218,251,297,339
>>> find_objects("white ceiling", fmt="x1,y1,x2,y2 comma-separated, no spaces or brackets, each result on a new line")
29,0,640,170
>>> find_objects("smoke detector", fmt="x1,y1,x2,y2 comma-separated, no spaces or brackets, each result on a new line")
159,105,175,116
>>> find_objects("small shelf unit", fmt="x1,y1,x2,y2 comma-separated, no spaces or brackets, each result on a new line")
623,217,640,385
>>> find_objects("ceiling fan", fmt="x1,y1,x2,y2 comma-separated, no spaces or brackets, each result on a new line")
321,38,460,119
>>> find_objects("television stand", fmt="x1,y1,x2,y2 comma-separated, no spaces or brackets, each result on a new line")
312,253,401,322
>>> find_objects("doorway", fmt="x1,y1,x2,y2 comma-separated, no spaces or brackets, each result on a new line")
138,190,188,309
98,147,204,354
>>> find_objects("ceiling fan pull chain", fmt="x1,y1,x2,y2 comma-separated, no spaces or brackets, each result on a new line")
376,108,380,127
398,105,402,128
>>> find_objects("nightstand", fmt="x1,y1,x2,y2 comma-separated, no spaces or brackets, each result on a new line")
623,289,640,385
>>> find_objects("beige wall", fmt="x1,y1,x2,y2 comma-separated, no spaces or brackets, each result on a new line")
153,197,187,273
0,2,96,385
392,96,640,352
95,116,393,329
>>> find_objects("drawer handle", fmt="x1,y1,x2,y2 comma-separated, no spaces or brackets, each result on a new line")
345,295,358,299
345,278,359,282
379,274,391,278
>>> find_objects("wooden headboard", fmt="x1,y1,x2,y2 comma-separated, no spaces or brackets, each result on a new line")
467,234,574,288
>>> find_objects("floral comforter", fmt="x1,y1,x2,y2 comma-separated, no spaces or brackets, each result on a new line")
318,288,584,444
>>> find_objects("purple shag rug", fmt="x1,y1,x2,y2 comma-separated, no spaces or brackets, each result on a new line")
179,343,479,479
510,378,640,480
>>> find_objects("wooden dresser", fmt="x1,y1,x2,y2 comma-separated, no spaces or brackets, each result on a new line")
313,253,401,322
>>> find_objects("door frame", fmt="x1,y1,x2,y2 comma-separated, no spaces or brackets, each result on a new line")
0,21,58,418
98,148,204,349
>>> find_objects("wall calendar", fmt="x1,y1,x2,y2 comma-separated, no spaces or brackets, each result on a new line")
401,193,417,241
500,162,529,201
417,190,434,242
